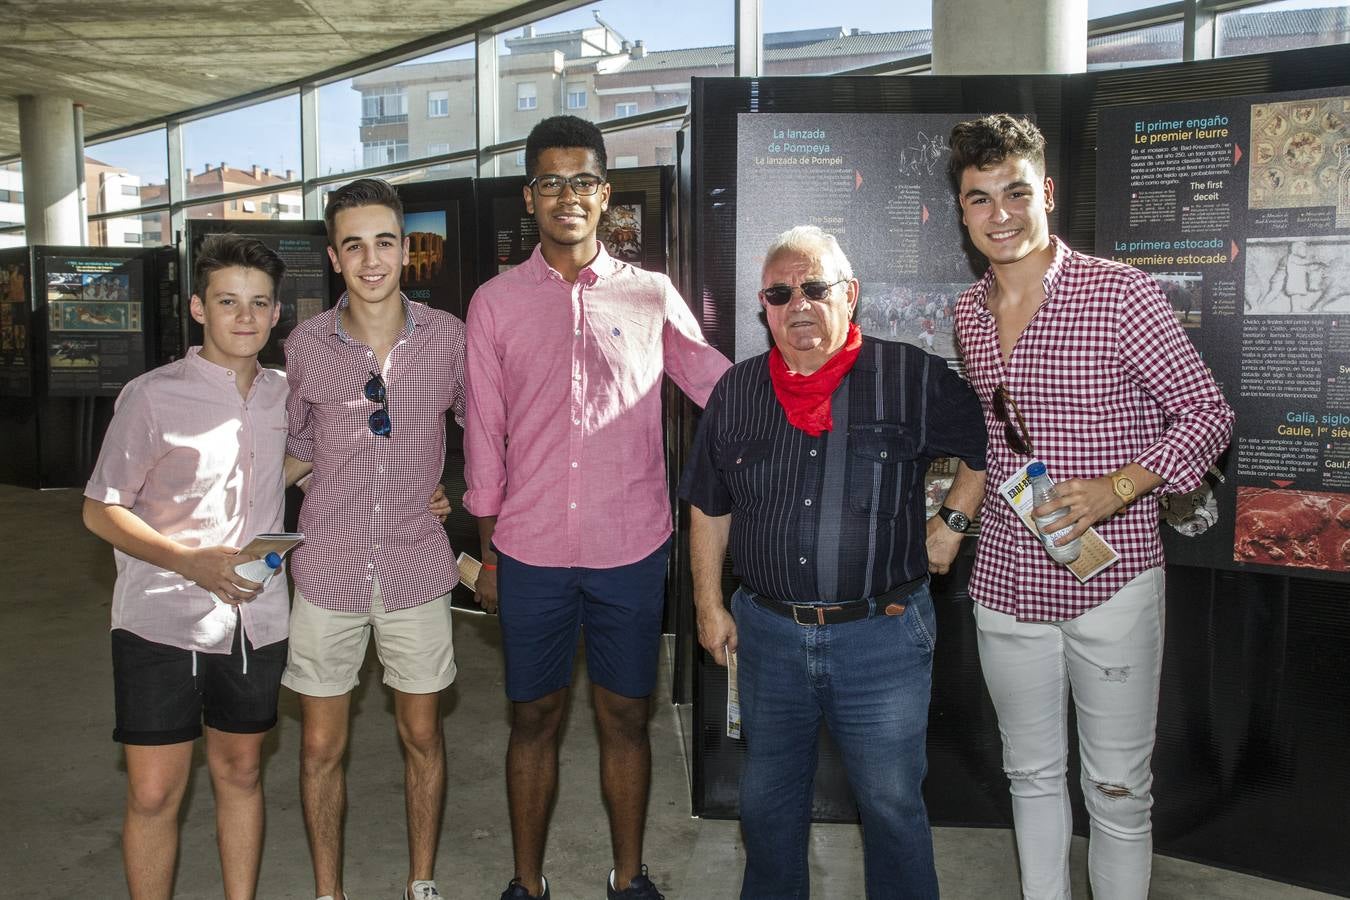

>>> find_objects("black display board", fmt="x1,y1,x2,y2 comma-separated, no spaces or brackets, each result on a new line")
0,247,32,396
34,246,149,397
395,178,477,323
1097,87,1350,583
150,245,183,365
687,46,1350,895
185,220,337,368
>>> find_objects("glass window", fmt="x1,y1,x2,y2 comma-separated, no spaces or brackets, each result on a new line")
1088,21,1183,69
1218,1,1350,57
762,0,932,75
602,119,684,170
88,211,166,248
184,186,303,225
0,162,23,231
491,0,732,146
613,154,640,168
123,232,142,244
517,82,539,110
182,95,300,199
318,42,474,179
84,129,168,221
364,140,410,168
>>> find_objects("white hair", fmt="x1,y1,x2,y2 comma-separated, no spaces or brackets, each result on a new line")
762,225,854,281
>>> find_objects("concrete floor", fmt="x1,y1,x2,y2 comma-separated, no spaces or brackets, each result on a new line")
1,483,1336,899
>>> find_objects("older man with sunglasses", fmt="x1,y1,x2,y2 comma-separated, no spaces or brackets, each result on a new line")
949,115,1233,900
681,225,987,899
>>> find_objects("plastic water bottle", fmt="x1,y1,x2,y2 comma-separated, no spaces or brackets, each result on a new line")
1028,461,1081,564
233,552,283,587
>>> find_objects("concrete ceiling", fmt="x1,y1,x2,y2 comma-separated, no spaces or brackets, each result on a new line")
0,0,526,158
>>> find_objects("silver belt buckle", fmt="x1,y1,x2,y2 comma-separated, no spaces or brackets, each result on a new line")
791,604,824,626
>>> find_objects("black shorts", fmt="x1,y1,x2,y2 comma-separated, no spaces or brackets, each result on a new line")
111,628,287,746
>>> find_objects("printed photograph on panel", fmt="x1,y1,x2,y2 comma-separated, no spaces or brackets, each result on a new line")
1154,271,1204,328
81,273,130,302
48,337,100,368
46,271,82,301
599,204,643,264
403,210,447,285
1248,95,1348,213
855,282,964,360
1235,486,1350,571
49,301,142,332
1245,236,1350,314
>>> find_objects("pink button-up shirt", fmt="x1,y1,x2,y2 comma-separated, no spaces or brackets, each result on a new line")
464,243,731,568
955,237,1233,621
286,294,466,612
85,347,291,652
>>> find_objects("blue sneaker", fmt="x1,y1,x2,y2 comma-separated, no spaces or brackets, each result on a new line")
607,866,664,899
499,877,549,900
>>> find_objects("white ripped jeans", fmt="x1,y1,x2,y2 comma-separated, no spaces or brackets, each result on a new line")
974,567,1165,900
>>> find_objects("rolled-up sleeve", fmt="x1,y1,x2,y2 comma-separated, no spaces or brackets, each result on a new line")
678,378,735,516
1122,273,1234,493
85,380,156,507
462,289,508,517
922,355,988,471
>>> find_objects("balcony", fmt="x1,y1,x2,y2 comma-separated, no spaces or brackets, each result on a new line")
361,113,409,127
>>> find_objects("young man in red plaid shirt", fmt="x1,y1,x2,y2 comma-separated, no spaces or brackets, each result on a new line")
948,115,1233,900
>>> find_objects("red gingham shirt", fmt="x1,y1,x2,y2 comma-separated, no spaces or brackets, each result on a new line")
955,237,1233,621
285,294,466,612
463,243,730,568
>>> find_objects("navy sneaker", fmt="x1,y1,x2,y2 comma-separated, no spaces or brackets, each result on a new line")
499,877,549,900
607,866,665,900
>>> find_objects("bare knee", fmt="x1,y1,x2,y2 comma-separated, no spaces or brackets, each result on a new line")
511,691,567,744
127,774,186,819
397,717,444,759
593,690,649,746
208,748,262,793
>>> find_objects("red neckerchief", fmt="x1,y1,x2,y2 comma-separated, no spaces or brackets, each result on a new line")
767,323,863,436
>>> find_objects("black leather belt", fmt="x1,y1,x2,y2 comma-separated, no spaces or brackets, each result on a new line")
748,575,928,626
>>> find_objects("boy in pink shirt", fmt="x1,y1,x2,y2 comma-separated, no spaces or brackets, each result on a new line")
84,234,305,899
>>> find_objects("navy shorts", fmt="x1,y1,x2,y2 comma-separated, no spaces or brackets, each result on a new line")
111,628,287,745
496,538,671,703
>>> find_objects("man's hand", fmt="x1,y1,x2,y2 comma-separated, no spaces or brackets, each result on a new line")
176,545,261,606
476,567,499,614
926,515,964,575
1034,475,1126,544
429,484,451,523
696,599,737,667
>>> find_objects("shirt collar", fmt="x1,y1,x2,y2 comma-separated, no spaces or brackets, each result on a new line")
524,241,619,286
971,235,1072,320
185,345,261,387
332,291,418,343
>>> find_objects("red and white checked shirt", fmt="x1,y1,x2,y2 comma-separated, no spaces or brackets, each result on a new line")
285,294,466,612
955,237,1233,621
463,243,731,568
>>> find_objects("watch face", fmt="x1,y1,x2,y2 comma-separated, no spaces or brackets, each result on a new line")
1115,476,1136,498
944,509,970,532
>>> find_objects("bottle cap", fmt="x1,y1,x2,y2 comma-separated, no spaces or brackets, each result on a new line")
264,551,282,569
1027,461,1047,477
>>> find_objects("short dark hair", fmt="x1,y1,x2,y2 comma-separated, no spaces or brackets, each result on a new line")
323,177,405,246
947,114,1047,187
525,115,608,180
193,233,286,301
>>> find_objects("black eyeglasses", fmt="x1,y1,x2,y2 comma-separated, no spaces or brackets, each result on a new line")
758,279,849,306
528,174,606,196
992,384,1033,455
365,371,391,437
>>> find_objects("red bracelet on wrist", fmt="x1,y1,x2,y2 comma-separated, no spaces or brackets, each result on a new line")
481,563,497,571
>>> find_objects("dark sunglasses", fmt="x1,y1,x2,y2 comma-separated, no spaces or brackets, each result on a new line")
365,371,391,438
991,384,1033,455
758,279,849,306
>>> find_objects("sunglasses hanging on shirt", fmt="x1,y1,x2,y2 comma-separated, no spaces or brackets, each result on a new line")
992,384,1034,456
365,371,392,437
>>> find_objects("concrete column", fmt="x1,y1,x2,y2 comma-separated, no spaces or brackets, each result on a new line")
18,94,82,245
932,0,1087,75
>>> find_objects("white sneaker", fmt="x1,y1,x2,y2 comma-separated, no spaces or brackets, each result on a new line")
316,895,349,900
405,882,441,900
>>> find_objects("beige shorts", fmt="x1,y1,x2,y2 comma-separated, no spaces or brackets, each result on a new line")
282,577,456,697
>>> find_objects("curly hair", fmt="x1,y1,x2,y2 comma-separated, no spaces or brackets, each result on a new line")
525,115,608,179
947,114,1046,187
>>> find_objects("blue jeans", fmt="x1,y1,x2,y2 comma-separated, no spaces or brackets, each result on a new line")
733,585,940,900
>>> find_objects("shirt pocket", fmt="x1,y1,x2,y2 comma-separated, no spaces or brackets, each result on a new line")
715,438,774,512
847,422,920,517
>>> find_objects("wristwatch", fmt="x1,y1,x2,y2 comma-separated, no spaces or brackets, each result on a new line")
938,505,971,534
1111,472,1138,506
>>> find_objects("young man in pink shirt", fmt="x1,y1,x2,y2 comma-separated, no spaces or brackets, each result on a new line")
464,115,730,900
84,234,302,899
